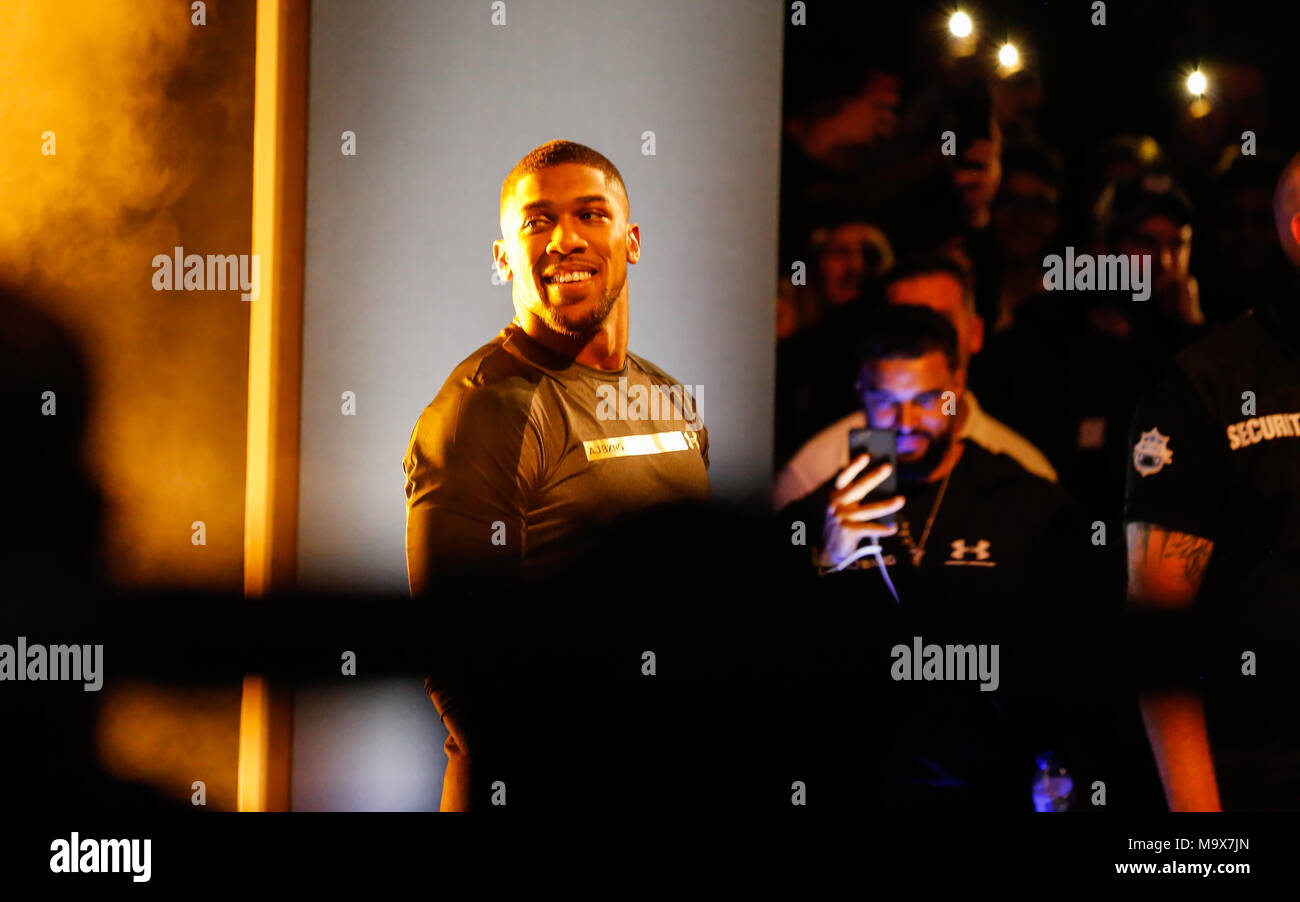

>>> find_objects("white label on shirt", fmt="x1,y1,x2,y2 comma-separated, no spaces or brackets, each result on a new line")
583,429,699,462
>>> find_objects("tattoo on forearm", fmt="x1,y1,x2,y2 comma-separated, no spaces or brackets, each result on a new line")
1159,530,1214,585
1126,521,1215,602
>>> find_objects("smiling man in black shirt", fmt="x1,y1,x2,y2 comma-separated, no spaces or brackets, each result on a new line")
404,141,709,594
403,140,709,810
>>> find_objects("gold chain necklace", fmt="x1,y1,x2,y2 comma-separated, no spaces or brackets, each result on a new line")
897,469,953,567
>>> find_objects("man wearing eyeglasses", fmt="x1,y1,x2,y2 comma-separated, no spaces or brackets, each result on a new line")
783,304,1072,613
780,304,1092,808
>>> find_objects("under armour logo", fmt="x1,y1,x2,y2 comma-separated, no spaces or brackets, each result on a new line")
949,539,991,561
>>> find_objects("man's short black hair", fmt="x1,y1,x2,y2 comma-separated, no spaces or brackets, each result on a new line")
853,303,962,375
881,252,975,315
500,140,628,217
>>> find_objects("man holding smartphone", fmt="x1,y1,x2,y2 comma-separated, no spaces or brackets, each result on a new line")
774,253,1055,512
782,304,1091,808
782,304,1073,613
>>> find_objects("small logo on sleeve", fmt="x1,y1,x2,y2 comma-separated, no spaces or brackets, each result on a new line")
1133,428,1173,476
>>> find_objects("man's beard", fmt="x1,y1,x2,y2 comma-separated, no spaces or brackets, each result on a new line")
542,280,621,338
896,427,956,484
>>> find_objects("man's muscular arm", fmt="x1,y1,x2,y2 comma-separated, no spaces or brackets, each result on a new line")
1125,521,1221,811
404,387,540,595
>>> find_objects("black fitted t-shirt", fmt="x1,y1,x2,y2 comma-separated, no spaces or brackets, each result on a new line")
404,322,710,593
1124,294,1300,810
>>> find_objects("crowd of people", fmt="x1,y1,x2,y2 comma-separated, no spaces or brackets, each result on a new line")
772,11,1300,811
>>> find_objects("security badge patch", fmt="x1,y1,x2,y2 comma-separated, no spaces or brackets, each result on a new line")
1133,428,1173,477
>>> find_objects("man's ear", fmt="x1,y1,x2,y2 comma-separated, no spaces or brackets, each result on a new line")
492,239,512,281
1290,212,1300,251
625,224,641,264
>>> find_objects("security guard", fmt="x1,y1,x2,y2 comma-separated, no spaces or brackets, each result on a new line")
1124,152,1300,811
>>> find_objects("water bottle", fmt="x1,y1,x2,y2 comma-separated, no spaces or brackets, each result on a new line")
1032,752,1075,812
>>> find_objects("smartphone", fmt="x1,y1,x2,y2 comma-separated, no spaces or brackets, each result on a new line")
847,427,899,527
